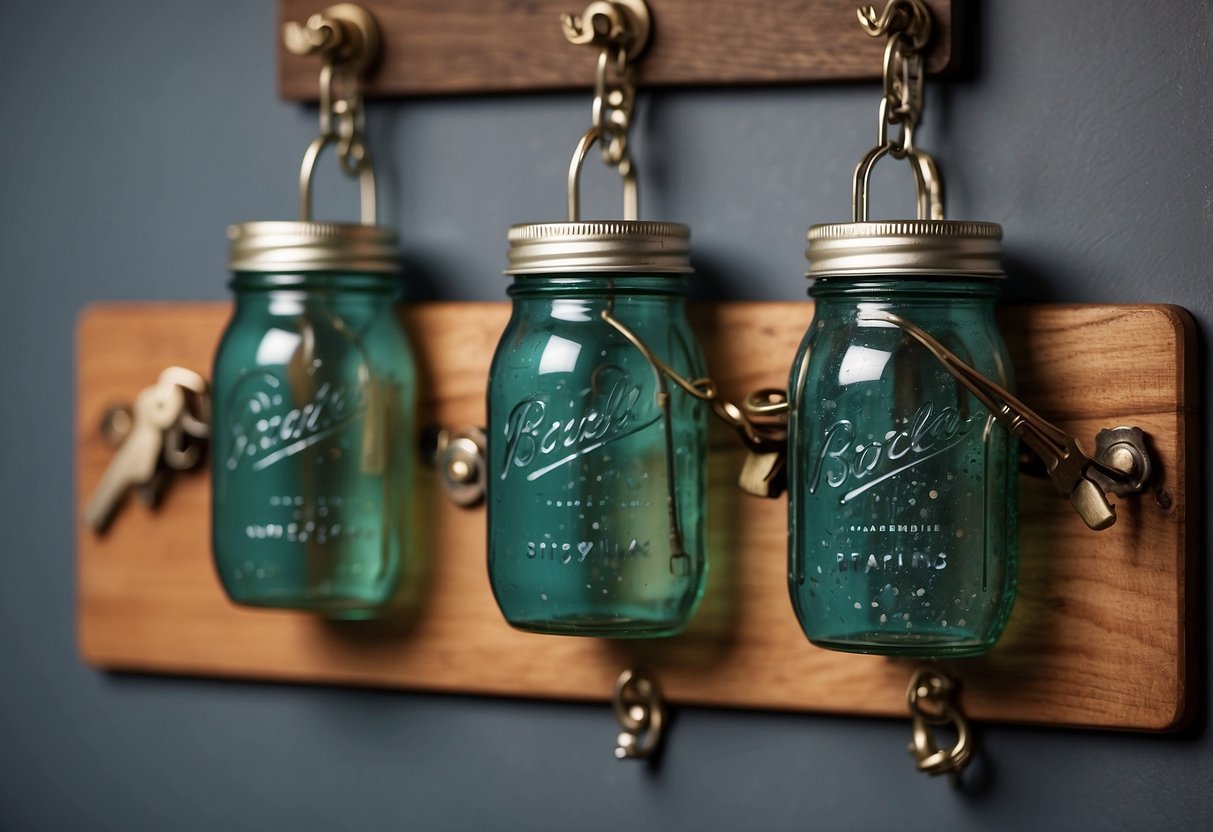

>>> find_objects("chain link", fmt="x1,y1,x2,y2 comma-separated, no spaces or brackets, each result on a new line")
319,61,372,179
906,665,973,776
862,0,929,158
853,0,943,222
879,31,924,157
593,44,637,172
284,7,379,223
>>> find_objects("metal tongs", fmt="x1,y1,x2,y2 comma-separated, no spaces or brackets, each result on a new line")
858,309,1139,530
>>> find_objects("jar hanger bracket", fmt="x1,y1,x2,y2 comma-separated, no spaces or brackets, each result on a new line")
561,0,651,221
858,309,1156,531
852,0,945,222
284,3,383,224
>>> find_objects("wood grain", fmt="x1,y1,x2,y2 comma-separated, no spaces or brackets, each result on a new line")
76,301,1197,730
278,0,957,99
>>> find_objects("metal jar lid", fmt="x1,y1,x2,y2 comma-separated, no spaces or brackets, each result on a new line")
506,221,692,275
227,221,401,274
806,220,1004,279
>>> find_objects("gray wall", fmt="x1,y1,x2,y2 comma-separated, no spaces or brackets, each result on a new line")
2,1,1209,829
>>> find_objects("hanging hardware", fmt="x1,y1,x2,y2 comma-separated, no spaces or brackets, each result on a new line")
906,665,973,776
642,1,953,499
283,3,382,224
1090,426,1154,495
612,668,666,760
84,367,211,533
600,297,693,577
600,307,790,497
561,0,651,220
853,0,942,221
857,309,1155,530
430,427,489,508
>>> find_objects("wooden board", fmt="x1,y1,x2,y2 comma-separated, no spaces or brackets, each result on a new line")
76,302,1197,731
278,0,958,99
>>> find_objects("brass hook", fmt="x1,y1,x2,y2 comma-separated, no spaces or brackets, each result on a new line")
283,3,381,74
561,0,652,59
613,668,666,760
906,665,973,776
857,0,931,51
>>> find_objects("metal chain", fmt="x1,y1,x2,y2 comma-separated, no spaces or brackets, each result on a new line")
859,0,930,158
284,7,379,223
853,0,943,221
593,44,637,173
878,30,924,157
320,61,371,178
562,1,643,219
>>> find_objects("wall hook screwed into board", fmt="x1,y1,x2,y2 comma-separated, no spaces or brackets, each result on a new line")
561,0,652,60
613,668,666,760
429,427,488,508
283,3,382,75
906,665,973,777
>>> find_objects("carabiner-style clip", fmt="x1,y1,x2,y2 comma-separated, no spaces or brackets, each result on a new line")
859,309,1148,530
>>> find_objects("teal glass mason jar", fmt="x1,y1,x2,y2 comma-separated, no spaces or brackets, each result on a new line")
788,221,1018,656
488,222,708,637
212,222,415,619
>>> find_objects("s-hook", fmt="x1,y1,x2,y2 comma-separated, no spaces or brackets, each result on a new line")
906,665,972,777
613,668,666,760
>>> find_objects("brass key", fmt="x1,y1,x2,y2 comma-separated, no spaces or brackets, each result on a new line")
712,398,790,499
83,381,185,532
739,447,787,498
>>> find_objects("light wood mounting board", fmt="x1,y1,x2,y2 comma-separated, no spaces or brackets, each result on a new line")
278,0,958,99
76,302,1197,731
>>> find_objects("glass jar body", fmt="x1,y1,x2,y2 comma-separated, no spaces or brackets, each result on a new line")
211,272,415,619
487,276,708,637
787,278,1018,656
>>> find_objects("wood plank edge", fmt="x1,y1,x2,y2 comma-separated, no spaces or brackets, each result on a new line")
275,1,957,101
1171,303,1200,733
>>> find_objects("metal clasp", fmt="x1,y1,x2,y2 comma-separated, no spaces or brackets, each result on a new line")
859,310,1156,530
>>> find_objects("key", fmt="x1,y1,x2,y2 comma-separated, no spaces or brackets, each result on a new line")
711,397,789,499
135,466,171,508
159,367,212,472
157,366,211,440
83,381,185,531
739,448,787,498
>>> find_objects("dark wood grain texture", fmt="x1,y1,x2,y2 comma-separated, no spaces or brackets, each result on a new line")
278,0,957,98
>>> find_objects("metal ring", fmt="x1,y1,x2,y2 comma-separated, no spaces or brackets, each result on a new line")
909,706,973,774
566,126,638,222
851,143,943,222
299,133,378,225
905,666,973,776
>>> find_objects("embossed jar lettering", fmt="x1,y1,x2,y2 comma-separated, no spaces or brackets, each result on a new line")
211,222,416,619
788,220,1019,658
488,223,708,638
